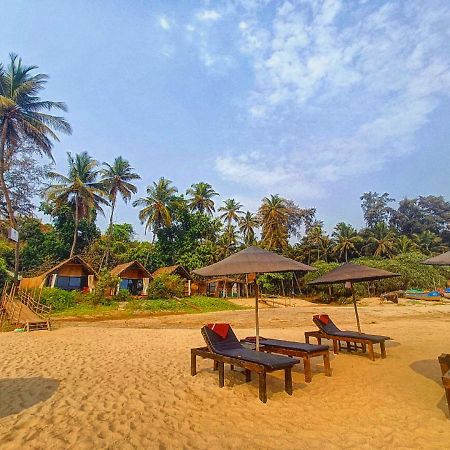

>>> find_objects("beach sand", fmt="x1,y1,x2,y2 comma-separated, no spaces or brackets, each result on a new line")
1,301,449,449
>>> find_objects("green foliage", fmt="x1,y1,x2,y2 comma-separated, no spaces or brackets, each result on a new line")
258,272,293,295
115,289,132,302
147,274,185,299
89,269,120,305
39,287,78,312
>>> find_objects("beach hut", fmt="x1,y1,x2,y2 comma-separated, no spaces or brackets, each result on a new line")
153,265,192,296
193,277,249,297
110,261,152,296
19,256,97,292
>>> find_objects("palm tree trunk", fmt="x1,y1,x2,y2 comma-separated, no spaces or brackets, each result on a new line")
104,196,116,267
0,121,19,284
345,247,348,262
70,197,79,257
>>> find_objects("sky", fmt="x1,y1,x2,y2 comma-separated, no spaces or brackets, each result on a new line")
2,0,450,238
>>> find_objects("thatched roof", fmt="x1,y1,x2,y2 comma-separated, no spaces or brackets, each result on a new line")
193,246,315,277
308,263,399,285
43,256,97,277
153,265,191,280
422,251,450,266
110,261,152,278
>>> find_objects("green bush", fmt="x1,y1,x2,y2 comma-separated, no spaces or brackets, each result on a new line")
147,274,185,299
89,269,120,305
39,287,77,312
115,289,132,302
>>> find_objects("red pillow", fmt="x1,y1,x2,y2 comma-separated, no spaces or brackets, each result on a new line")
206,323,230,339
317,314,330,325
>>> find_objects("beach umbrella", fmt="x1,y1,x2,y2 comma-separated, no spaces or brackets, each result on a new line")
193,246,315,350
421,251,450,266
308,263,399,332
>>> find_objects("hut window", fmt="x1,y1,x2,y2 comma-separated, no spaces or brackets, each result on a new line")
55,275,88,290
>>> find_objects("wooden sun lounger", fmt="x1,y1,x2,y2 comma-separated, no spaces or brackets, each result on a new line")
305,315,390,361
438,354,450,415
191,326,300,403
242,337,331,383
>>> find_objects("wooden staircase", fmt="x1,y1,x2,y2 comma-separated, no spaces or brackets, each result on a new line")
0,284,51,331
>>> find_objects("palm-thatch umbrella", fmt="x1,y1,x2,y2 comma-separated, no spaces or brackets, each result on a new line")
308,263,399,332
422,251,450,266
193,246,315,350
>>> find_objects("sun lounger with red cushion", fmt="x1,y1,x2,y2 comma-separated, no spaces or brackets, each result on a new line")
191,324,300,402
305,315,390,361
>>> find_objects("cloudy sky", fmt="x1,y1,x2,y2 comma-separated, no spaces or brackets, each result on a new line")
2,0,450,237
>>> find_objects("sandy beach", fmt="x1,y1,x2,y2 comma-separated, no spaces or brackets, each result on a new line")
1,300,449,449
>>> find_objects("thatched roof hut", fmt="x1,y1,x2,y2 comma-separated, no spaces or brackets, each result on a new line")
110,261,152,295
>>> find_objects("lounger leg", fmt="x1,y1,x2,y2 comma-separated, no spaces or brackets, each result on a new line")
259,372,267,403
285,368,293,395
346,341,351,352
230,364,234,371
245,369,251,382
317,337,322,345
218,362,225,387
213,361,218,371
361,343,367,353
305,333,310,344
380,341,386,359
323,352,331,377
303,357,312,383
368,343,375,361
191,351,197,376
332,339,339,354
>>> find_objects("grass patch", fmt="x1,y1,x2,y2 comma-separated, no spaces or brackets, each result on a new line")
52,302,120,318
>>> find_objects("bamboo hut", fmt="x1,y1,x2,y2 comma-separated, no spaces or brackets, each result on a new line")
110,261,152,296
152,265,192,296
192,277,250,297
20,256,97,292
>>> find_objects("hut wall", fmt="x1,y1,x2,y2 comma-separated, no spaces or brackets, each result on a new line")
57,263,88,277
20,275,46,290
119,267,145,279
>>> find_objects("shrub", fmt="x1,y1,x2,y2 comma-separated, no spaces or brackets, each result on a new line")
89,269,120,305
115,289,132,302
147,274,185,299
39,287,77,312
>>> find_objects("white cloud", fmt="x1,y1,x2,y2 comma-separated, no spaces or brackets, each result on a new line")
196,9,221,22
158,15,171,31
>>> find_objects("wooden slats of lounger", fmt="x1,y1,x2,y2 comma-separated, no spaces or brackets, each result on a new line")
438,354,450,416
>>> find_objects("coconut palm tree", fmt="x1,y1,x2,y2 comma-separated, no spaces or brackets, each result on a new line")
305,225,325,262
0,53,71,279
239,211,259,246
259,194,289,251
412,230,443,255
396,235,417,254
216,225,240,259
332,222,361,262
46,152,108,257
132,177,178,241
101,156,141,265
186,182,218,215
365,222,397,257
218,198,243,226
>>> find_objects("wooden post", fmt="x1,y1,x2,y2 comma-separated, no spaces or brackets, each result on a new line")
254,276,260,351
284,367,293,395
352,285,362,333
258,372,267,403
218,362,225,387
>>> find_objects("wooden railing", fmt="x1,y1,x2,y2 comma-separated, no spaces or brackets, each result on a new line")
17,288,52,319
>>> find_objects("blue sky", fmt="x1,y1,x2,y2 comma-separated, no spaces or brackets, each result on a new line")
2,0,450,238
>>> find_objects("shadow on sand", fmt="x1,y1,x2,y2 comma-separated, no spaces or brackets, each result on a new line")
0,377,60,418
410,359,448,417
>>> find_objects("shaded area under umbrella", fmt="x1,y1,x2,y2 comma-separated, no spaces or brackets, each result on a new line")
421,251,450,266
194,246,315,350
308,263,399,332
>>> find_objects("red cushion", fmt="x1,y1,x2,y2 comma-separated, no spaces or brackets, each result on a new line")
317,314,330,325
206,323,230,339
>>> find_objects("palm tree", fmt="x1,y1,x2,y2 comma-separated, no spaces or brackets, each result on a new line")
186,182,218,215
365,222,397,257
46,152,107,257
0,54,71,279
218,198,243,226
396,235,417,254
101,156,140,265
305,225,325,262
412,230,443,255
217,225,240,259
319,234,334,263
332,222,361,262
239,211,259,246
259,194,289,251
132,177,178,241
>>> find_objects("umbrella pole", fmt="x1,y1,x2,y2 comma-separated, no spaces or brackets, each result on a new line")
352,287,361,333
254,277,260,351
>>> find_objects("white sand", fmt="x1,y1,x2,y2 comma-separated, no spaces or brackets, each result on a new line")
0,301,449,449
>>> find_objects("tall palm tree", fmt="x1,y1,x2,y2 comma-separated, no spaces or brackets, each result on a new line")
412,230,443,255
132,177,178,241
186,182,218,215
217,225,240,259
46,152,107,257
259,194,289,251
332,222,361,262
218,198,243,226
239,211,259,246
101,156,141,265
0,54,71,279
365,222,397,258
305,225,325,262
396,235,417,254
